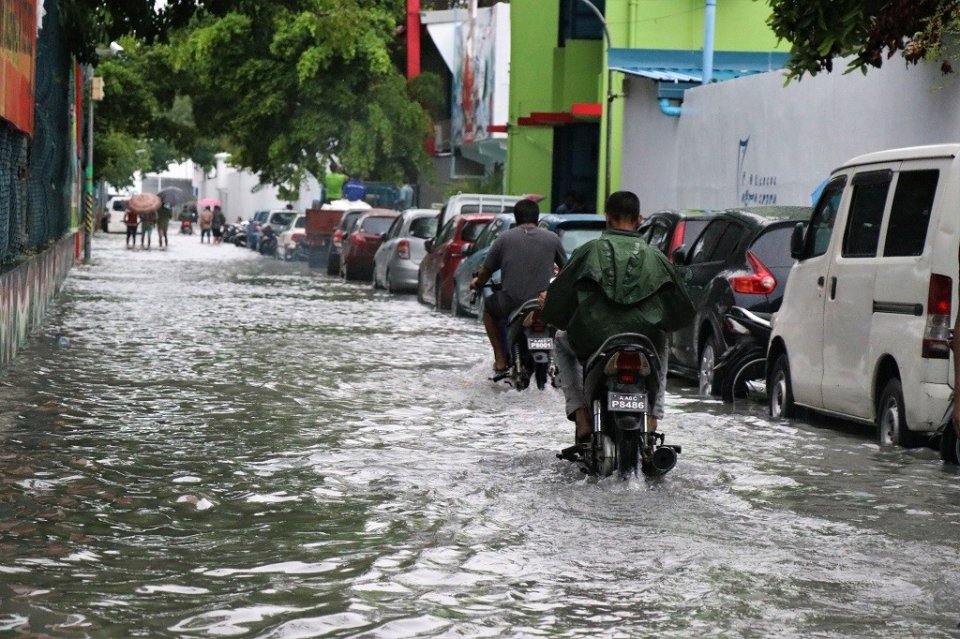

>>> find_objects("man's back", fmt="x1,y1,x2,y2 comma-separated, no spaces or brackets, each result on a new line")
484,226,566,307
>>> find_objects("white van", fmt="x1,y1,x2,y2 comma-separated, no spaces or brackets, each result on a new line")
767,144,956,448
433,193,524,238
105,196,130,233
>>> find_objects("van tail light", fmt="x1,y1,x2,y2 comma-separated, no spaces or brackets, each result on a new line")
603,350,651,384
397,239,410,259
729,250,777,295
667,220,686,261
291,233,305,243
923,273,952,359
333,229,344,248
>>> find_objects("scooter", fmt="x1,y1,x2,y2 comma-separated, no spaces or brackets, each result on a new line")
179,219,194,235
714,307,771,403
562,333,680,478
258,226,278,257
503,299,558,391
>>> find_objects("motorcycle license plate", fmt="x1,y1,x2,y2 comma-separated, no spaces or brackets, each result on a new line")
608,392,646,413
527,337,553,350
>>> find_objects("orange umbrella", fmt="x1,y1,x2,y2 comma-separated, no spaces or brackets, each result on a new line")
128,193,161,214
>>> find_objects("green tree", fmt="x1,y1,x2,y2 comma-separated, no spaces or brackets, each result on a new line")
768,0,960,80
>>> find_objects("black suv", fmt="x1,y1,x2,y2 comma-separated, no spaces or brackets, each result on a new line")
669,206,811,395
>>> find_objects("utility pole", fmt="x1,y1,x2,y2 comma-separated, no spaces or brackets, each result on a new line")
83,69,103,263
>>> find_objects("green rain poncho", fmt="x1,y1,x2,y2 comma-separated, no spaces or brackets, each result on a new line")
542,229,696,361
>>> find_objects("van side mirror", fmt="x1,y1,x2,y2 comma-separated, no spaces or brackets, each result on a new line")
424,239,434,252
671,246,688,265
790,223,805,259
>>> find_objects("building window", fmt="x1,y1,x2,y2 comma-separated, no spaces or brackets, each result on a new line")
558,0,605,47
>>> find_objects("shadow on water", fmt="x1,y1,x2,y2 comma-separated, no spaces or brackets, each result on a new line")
0,233,959,636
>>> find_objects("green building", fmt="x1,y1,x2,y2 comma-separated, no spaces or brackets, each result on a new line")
506,0,790,212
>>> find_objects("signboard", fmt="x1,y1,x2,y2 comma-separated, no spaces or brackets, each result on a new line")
0,0,37,135
452,5,497,146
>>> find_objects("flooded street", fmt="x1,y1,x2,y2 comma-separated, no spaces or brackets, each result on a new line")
3,232,960,637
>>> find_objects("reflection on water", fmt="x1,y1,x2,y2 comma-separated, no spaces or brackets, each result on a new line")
1,233,959,637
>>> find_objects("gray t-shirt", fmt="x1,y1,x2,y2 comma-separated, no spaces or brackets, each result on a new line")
484,225,567,307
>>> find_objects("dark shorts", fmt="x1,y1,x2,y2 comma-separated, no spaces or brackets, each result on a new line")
212,227,222,238
484,291,518,321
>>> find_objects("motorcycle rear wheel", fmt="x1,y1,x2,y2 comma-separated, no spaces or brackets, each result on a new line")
617,429,640,479
534,362,548,390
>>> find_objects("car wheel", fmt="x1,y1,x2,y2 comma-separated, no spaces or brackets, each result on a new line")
372,268,382,289
877,378,923,448
434,277,443,311
768,354,796,419
940,422,960,464
326,254,339,276
417,272,427,304
386,269,398,294
451,286,466,317
698,335,719,397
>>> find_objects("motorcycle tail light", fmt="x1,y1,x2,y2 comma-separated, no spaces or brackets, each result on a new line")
729,250,777,295
397,239,410,259
923,273,952,359
603,350,651,378
522,310,546,331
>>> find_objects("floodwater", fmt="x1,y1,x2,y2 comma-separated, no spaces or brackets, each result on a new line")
2,232,960,638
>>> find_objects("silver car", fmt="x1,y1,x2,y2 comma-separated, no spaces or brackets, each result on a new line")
372,208,439,293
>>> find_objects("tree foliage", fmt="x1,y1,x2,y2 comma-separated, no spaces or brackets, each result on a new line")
767,0,960,80
87,0,434,192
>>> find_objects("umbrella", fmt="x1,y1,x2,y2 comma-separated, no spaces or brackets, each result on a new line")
157,186,188,207
521,193,545,203
128,192,162,214
198,197,221,209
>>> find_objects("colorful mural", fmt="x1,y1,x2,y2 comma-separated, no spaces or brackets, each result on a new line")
0,0,37,135
0,235,76,368
452,5,497,146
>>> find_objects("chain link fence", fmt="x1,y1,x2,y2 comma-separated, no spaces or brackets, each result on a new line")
0,0,73,267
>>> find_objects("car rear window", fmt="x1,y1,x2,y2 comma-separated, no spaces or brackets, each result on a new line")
681,219,710,246
558,225,603,253
361,216,394,235
461,204,511,214
408,216,437,239
271,212,297,227
294,217,306,228
461,220,489,242
112,200,128,211
749,226,796,268
342,212,363,231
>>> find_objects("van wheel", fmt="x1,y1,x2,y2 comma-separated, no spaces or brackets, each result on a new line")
877,378,923,448
768,354,796,419
940,423,960,464
698,336,719,397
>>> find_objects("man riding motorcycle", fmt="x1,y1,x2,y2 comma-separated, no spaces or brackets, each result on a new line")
541,191,695,456
470,199,567,378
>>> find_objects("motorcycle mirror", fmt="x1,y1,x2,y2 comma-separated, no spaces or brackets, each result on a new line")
790,223,805,260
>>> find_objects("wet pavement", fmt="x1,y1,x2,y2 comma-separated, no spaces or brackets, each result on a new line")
2,232,960,637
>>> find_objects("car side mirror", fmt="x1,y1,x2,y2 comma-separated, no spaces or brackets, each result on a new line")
380,233,387,241
424,239,434,252
671,246,688,265
790,223,805,260
462,244,474,257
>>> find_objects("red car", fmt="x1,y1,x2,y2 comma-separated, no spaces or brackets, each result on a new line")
418,212,494,310
340,209,399,281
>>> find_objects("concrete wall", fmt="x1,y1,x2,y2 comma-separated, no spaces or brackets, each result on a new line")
620,59,960,212
0,234,75,368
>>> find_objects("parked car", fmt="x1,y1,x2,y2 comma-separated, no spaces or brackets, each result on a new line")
450,213,518,317
767,144,956,453
249,209,298,250
327,208,370,275
373,208,439,293
669,206,811,395
638,209,715,261
277,214,307,260
339,209,399,281
418,212,494,310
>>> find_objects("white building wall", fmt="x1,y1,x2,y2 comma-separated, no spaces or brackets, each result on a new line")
620,59,960,212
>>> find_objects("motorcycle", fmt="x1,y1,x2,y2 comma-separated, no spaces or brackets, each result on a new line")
258,225,278,257
503,298,558,391
714,307,771,403
179,219,194,235
562,333,680,478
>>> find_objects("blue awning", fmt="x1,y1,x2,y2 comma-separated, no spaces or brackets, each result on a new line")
608,48,790,84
